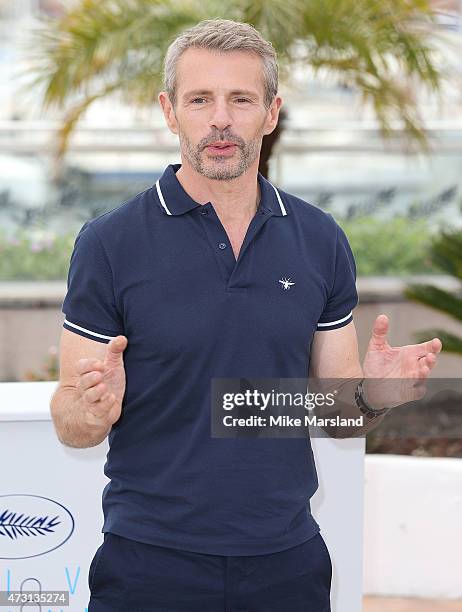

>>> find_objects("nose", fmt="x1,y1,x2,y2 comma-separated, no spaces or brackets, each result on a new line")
209,97,232,132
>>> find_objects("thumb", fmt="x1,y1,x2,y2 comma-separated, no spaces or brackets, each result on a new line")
104,335,128,367
368,314,389,349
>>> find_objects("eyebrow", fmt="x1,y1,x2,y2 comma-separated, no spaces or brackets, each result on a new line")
182,89,260,100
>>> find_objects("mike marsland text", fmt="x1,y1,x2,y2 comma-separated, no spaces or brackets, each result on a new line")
222,415,365,427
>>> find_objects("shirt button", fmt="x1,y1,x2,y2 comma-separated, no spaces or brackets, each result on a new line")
200,209,208,215
218,242,227,250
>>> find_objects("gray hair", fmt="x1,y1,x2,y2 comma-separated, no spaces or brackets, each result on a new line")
163,19,278,109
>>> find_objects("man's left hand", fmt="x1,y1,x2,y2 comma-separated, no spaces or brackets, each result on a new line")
361,314,442,409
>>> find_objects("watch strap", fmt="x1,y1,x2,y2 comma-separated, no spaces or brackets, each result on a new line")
355,379,391,419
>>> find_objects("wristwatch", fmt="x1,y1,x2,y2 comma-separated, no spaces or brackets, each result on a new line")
354,379,391,419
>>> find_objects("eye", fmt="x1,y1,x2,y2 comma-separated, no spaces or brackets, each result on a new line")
191,97,207,104
235,98,251,103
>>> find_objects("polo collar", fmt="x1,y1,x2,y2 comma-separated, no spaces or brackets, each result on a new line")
154,163,288,217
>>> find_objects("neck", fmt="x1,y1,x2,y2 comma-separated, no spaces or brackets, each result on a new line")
175,158,260,223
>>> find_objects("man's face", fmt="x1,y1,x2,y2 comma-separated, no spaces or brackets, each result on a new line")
160,48,281,180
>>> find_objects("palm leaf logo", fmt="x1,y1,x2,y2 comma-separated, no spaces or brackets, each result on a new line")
0,509,61,539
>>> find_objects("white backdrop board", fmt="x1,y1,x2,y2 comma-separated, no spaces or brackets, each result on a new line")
0,381,365,611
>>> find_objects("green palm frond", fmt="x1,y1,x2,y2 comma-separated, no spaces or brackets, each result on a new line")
230,0,308,56
428,230,462,280
405,284,462,322
412,329,462,355
26,0,202,108
299,0,441,151
23,0,446,158
56,79,125,159
405,229,462,357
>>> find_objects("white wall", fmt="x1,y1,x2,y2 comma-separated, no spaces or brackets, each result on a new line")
364,454,462,599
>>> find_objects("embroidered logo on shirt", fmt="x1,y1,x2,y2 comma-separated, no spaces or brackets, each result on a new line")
279,277,295,290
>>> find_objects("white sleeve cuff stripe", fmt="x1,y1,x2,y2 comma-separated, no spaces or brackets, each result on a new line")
63,318,118,340
317,311,353,327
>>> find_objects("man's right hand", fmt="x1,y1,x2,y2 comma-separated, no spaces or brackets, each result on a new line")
76,335,128,431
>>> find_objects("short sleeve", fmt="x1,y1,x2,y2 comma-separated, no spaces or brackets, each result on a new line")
316,220,359,331
61,221,124,343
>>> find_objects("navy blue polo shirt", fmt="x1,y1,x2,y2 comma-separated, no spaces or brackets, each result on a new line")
61,163,359,556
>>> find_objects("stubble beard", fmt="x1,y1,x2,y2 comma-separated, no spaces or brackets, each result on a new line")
178,129,263,181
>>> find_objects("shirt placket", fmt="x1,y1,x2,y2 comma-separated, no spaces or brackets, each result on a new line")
197,203,273,290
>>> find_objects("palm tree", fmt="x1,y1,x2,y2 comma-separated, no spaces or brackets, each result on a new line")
405,229,462,355
26,0,446,174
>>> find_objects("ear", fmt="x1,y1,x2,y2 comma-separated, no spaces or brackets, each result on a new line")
263,95,283,137
158,91,179,135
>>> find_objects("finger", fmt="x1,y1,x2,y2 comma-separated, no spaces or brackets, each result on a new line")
93,390,116,410
86,392,117,421
369,314,389,349
78,369,103,393
76,358,104,376
399,381,427,403
417,364,430,378
414,337,443,358
412,386,427,401
104,336,128,368
420,353,437,370
83,382,108,404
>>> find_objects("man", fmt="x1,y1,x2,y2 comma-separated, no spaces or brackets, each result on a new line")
51,18,442,611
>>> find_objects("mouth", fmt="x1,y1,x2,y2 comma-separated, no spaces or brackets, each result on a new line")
206,142,238,155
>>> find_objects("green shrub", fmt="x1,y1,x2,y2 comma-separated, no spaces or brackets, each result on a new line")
0,229,75,280
339,216,437,276
0,216,442,280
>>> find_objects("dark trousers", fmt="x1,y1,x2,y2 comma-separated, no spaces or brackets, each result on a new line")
88,531,332,611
